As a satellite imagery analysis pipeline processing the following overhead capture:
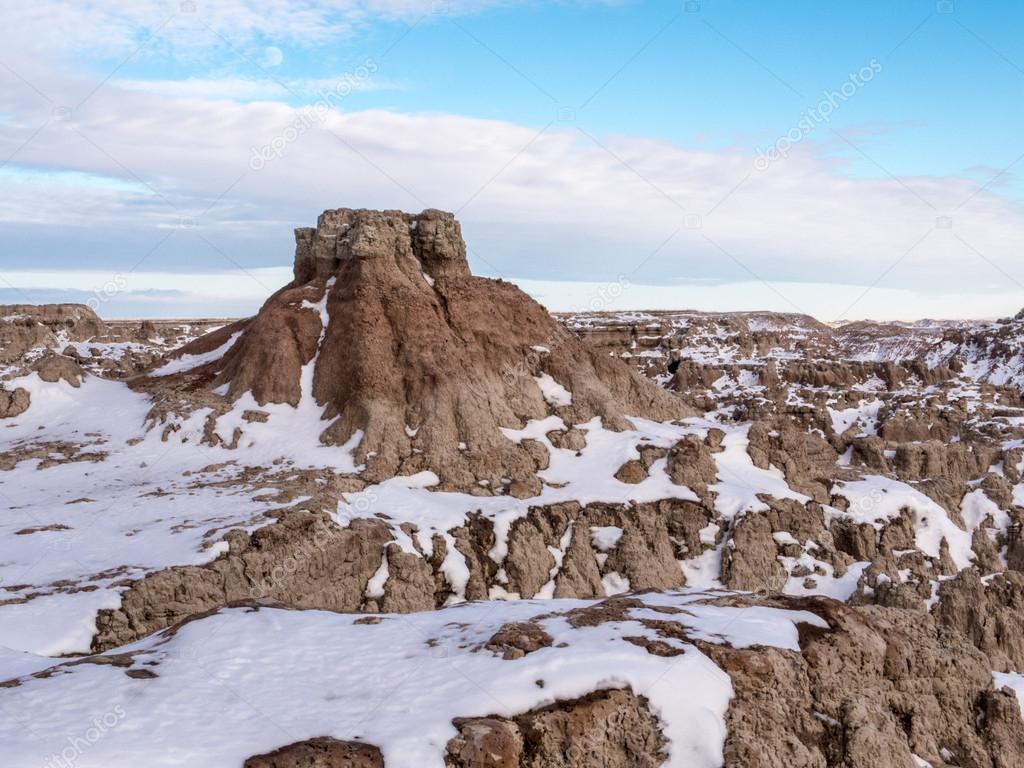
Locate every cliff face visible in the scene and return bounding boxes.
[292,207,470,284]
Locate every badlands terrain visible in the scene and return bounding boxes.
[2,208,1024,767]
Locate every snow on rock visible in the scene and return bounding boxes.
[782,558,870,602]
[0,591,828,768]
[993,672,1024,718]
[707,422,809,520]
[831,476,975,569]
[827,399,882,436]
[533,373,572,407]
[336,416,707,601]
[601,572,631,595]
[0,373,302,654]
[149,331,243,377]
[204,277,364,472]
[591,526,625,551]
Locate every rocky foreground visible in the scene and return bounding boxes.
[2,209,1024,767]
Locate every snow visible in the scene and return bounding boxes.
[708,422,810,520]
[590,526,624,551]
[601,572,631,595]
[698,522,720,545]
[782,558,870,601]
[832,475,975,569]
[0,591,829,768]
[0,370,341,654]
[365,554,390,599]
[209,386,364,471]
[533,373,572,407]
[633,596,828,651]
[0,646,54,682]
[505,416,704,511]
[680,547,724,589]
[0,590,124,657]
[993,672,1024,718]
[150,331,242,376]
[827,399,882,436]
[960,489,1010,552]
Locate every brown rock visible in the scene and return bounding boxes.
[92,513,392,650]
[613,459,647,484]
[446,719,523,768]
[0,386,30,418]
[32,351,84,387]
[146,208,691,494]
[721,513,787,592]
[935,569,1024,670]
[485,621,553,660]
[244,738,383,768]
[0,304,104,363]
[379,544,435,613]
[665,434,718,503]
[446,689,665,768]
[702,593,1024,768]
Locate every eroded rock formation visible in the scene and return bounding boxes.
[143,208,690,492]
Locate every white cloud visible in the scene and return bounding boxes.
[113,73,400,101]
[0,1,1020,320]
[1,77,1021,298]
[0,0,547,59]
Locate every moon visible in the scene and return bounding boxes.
[264,46,283,67]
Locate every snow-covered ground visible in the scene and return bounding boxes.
[0,370,356,654]
[0,591,827,768]
[3,361,1018,655]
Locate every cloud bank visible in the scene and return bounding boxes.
[0,1,1022,320]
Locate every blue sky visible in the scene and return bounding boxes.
[1,0,1023,319]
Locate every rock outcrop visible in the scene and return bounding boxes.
[0,303,103,363]
[147,208,690,492]
[445,689,666,768]
[228,592,1024,768]
[92,498,709,649]
[244,738,384,768]
[7,216,1024,768]
[93,512,393,651]
[705,595,1024,768]
[0,386,29,418]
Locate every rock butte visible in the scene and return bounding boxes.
[141,207,689,493]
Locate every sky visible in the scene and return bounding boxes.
[1,0,1023,320]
